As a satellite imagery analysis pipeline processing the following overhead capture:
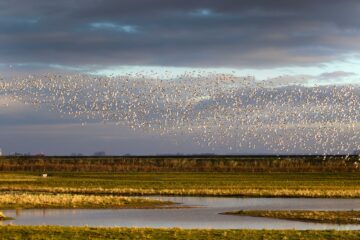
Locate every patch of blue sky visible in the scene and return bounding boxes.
[190,8,214,17]
[48,64,92,72]
[89,22,137,33]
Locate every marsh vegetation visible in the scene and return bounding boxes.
[1,226,360,240]
[1,155,360,172]
[0,193,171,209]
[224,210,360,224]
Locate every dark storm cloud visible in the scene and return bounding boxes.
[1,0,360,68]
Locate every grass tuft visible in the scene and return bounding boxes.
[0,211,12,221]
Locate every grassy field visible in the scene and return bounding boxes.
[1,172,360,198]
[1,226,360,240]
[224,210,360,224]
[0,193,171,209]
[2,157,360,239]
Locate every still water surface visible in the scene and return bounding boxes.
[2,197,360,229]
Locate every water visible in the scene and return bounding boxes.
[2,197,360,229]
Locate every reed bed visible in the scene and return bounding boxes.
[1,155,360,172]
[0,193,170,209]
[3,186,360,198]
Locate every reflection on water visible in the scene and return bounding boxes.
[3,197,360,230]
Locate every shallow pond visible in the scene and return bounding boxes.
[2,197,360,229]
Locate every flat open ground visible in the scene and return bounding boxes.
[1,156,360,239]
[1,171,360,198]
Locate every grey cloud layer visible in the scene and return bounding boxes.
[1,0,360,68]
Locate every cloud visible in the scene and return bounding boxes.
[0,0,360,68]
[261,74,313,87]
[319,71,357,79]
[259,70,359,87]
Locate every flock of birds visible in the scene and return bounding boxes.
[1,72,360,154]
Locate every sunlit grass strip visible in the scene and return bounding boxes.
[2,172,360,198]
[0,193,171,209]
[224,210,360,224]
[2,186,360,198]
[1,226,360,240]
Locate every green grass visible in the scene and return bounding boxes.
[1,226,360,240]
[224,210,360,224]
[1,172,360,197]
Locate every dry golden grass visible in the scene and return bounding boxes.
[2,186,360,198]
[0,193,171,209]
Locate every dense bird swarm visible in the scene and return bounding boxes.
[1,72,360,154]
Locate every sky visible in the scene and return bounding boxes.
[1,0,360,155]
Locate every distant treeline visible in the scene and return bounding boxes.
[0,155,360,172]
